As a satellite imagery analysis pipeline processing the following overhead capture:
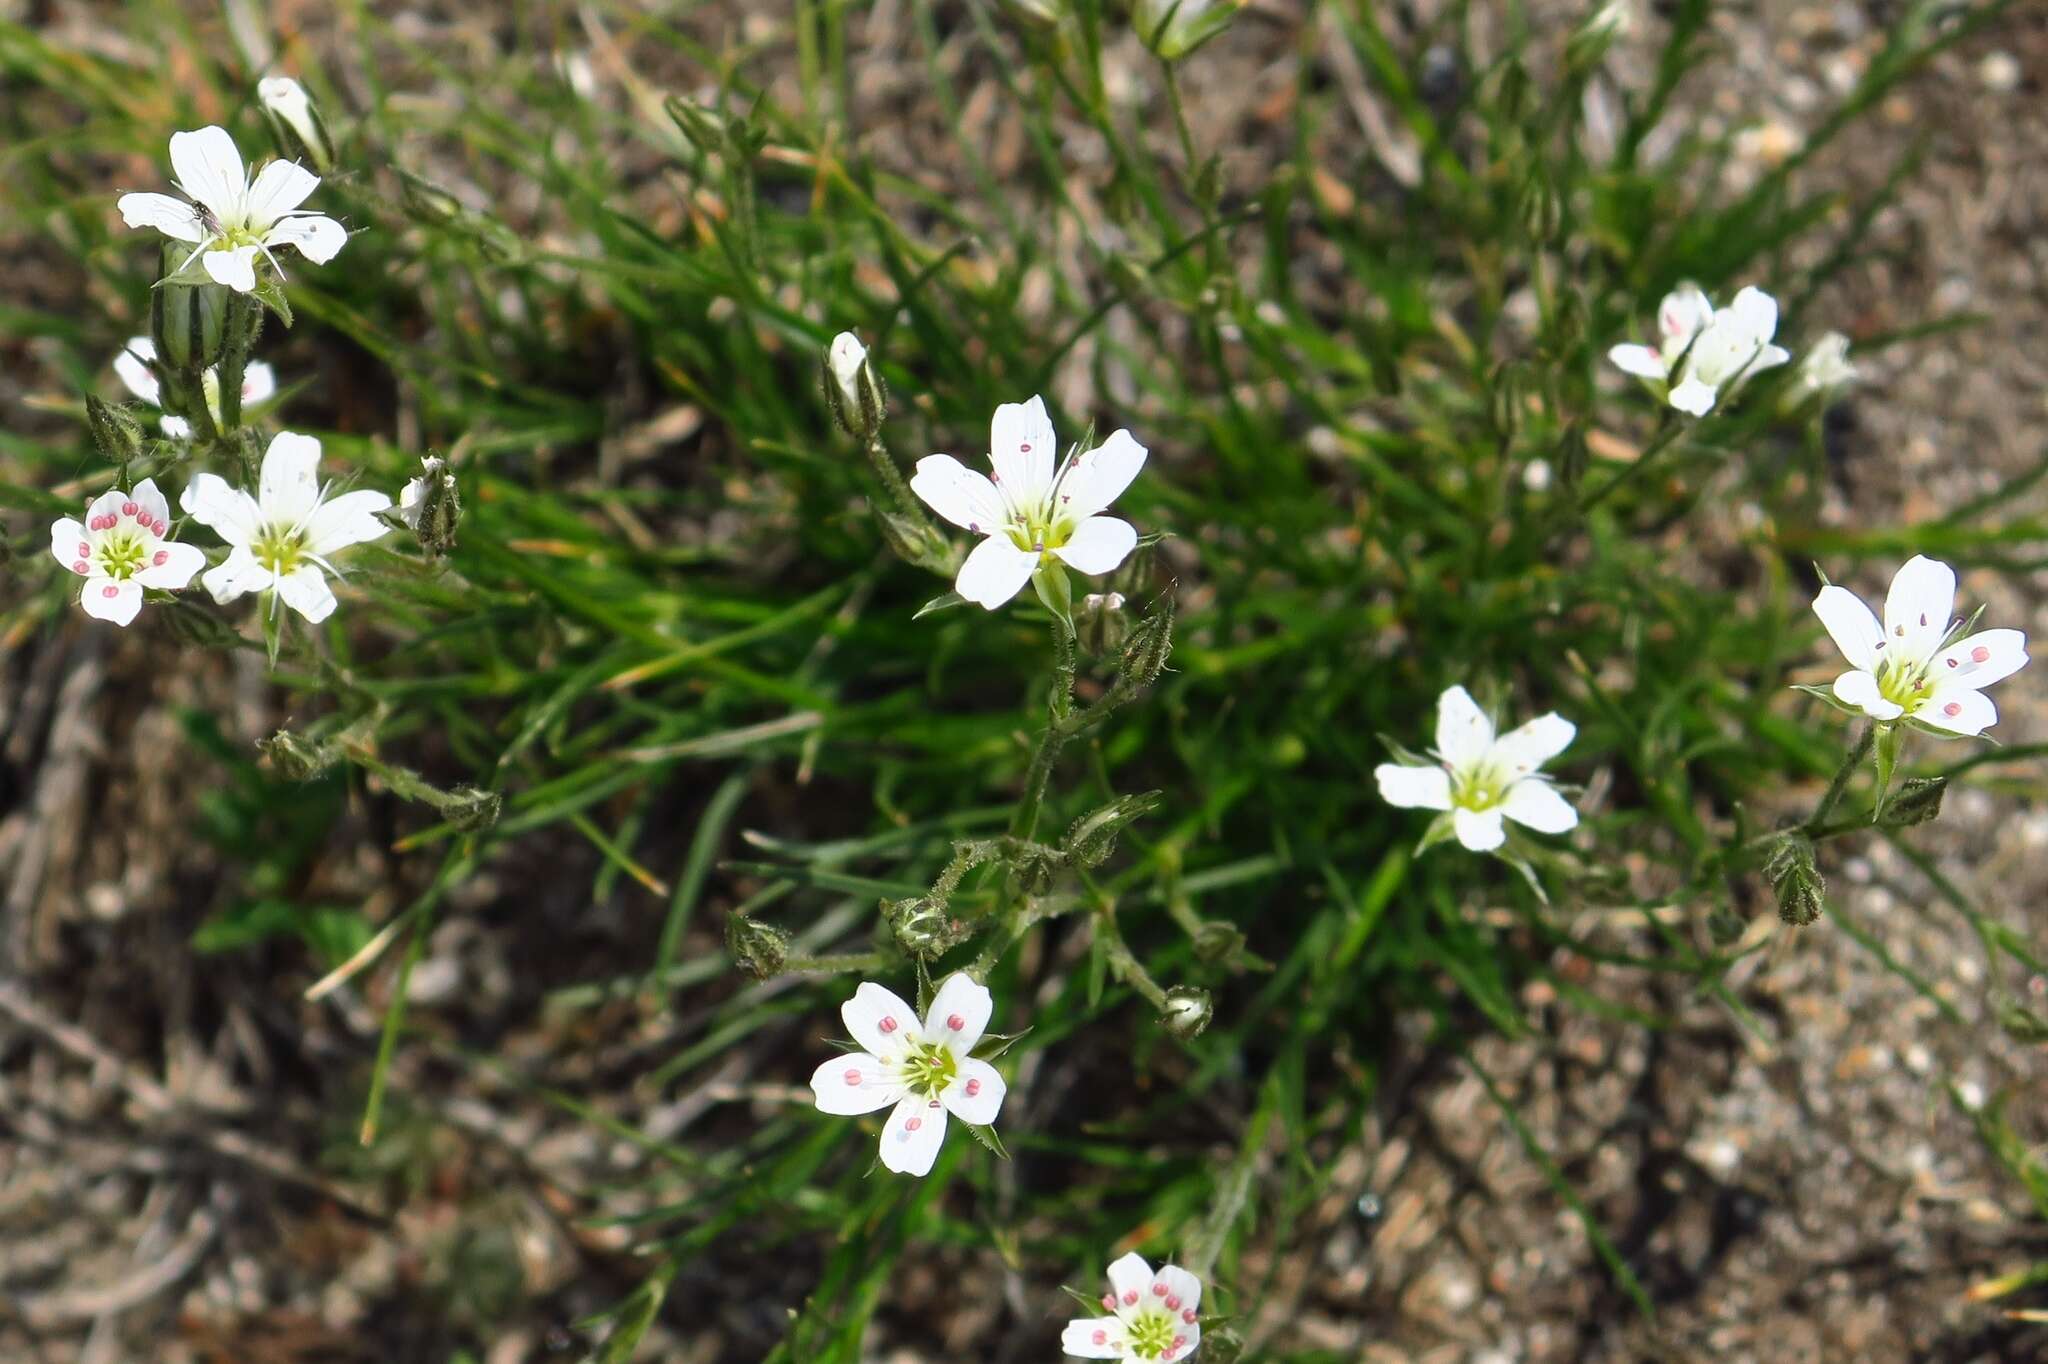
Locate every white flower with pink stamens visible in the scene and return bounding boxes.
[48,479,205,626]
[178,431,392,624]
[1811,554,2028,737]
[808,974,1007,1177]
[116,125,347,293]
[1376,686,1579,853]
[113,337,276,439]
[1608,284,1790,416]
[910,396,1146,610]
[1062,1251,1203,1361]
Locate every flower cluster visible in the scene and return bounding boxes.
[1607,284,1791,416]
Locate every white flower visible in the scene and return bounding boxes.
[808,974,1007,1177]
[116,126,347,293]
[1795,331,1858,398]
[1376,686,1579,853]
[178,431,393,623]
[1061,1251,1203,1361]
[113,337,275,439]
[910,396,1147,610]
[828,332,868,409]
[48,479,205,626]
[1812,555,2028,736]
[1608,285,1791,416]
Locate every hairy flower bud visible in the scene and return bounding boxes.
[1566,2,1631,74]
[440,785,502,834]
[725,914,790,979]
[84,395,145,466]
[1161,985,1214,1040]
[1878,776,1946,829]
[1076,591,1128,656]
[1994,996,2048,1044]
[1706,905,1747,947]
[150,260,228,374]
[1063,792,1161,869]
[259,729,336,781]
[398,456,462,558]
[1116,594,1176,692]
[1193,920,1247,964]
[257,75,337,174]
[1764,832,1825,927]
[1197,1327,1244,1363]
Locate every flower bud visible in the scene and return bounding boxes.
[149,261,228,373]
[1489,363,1525,442]
[1516,175,1563,245]
[1134,0,1248,61]
[725,914,790,979]
[1763,832,1825,927]
[1566,2,1631,73]
[1161,985,1213,1040]
[259,729,336,781]
[1878,776,1946,829]
[397,168,464,226]
[999,0,1068,23]
[1116,594,1176,691]
[883,895,975,957]
[84,395,145,466]
[398,456,462,558]
[1787,331,1858,410]
[1994,996,2048,1044]
[1196,1327,1244,1363]
[257,75,337,174]
[1076,591,1128,656]
[825,333,886,439]
[1706,906,1746,947]
[1062,791,1161,869]
[440,785,502,834]
[162,600,246,650]
[1557,421,1590,490]
[1192,920,1246,964]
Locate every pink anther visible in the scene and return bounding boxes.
[946,1013,965,1031]
[878,1016,898,1033]
[1092,1330,1108,1345]
[1973,645,1992,663]
[904,1117,922,1132]
[72,560,89,575]
[1153,1283,1167,1297]
[1166,1295,1182,1310]
[152,550,169,566]
[964,1078,981,1097]
[843,1069,863,1086]
[101,585,119,598]
[1122,1291,1139,1306]
[1100,1294,1115,1312]
[1944,702,1962,717]
[121,501,137,517]
[1182,1308,1198,1323]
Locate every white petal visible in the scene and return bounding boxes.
[877,1094,947,1176]
[202,245,259,293]
[1155,1263,1202,1314]
[1883,555,1955,663]
[841,981,919,1061]
[1489,713,1575,778]
[1060,1317,1130,1358]
[1916,684,1997,737]
[1750,344,1791,373]
[241,361,278,405]
[1933,628,2029,692]
[133,540,206,590]
[169,126,247,220]
[909,454,1006,534]
[129,478,171,530]
[1831,669,1903,720]
[87,487,127,526]
[180,473,262,545]
[305,489,394,556]
[264,213,348,264]
[1667,377,1717,416]
[79,577,143,626]
[922,973,993,1051]
[1050,516,1136,575]
[49,518,90,572]
[1606,343,1667,380]
[954,535,1038,610]
[1453,806,1506,852]
[1658,286,1712,344]
[1434,685,1493,769]
[1375,763,1451,810]
[1727,285,1779,342]
[116,192,205,242]
[939,1058,1005,1126]
[275,565,337,623]
[161,416,193,439]
[243,159,319,227]
[1106,1252,1154,1309]
[1168,1320,1202,1359]
[809,1052,906,1116]
[114,338,162,405]
[202,546,273,604]
[989,395,1056,510]
[1501,779,1578,834]
[1812,584,1883,671]
[259,430,326,524]
[1053,428,1147,520]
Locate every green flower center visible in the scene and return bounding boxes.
[1003,505,1074,555]
[1126,1307,1177,1359]
[94,529,150,581]
[1875,654,1935,711]
[1449,762,1507,813]
[900,1040,957,1098]
[253,523,309,576]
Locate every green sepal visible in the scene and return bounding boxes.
[1871,723,1902,821]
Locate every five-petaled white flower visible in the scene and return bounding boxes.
[1812,555,2028,736]
[48,480,205,626]
[113,337,276,439]
[1062,1251,1203,1361]
[910,396,1146,610]
[116,125,347,293]
[179,431,392,623]
[1376,686,1579,853]
[1795,331,1858,399]
[1608,285,1790,417]
[808,974,1007,1177]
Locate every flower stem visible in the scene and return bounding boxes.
[1573,415,1686,516]
[863,432,933,532]
[1806,721,1876,833]
[218,290,258,433]
[1009,610,1080,841]
[1091,900,1169,1010]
